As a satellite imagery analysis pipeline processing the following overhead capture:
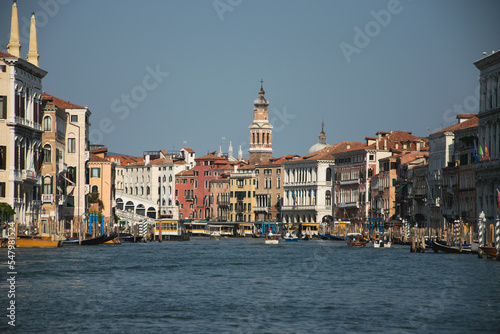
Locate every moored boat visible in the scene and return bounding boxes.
[346,233,366,247]
[210,231,221,240]
[431,240,474,254]
[62,234,108,246]
[118,233,143,243]
[16,235,62,248]
[265,233,280,244]
[283,232,298,242]
[329,234,346,241]
[480,246,497,257]
[373,239,391,248]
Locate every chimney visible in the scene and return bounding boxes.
[383,139,387,151]
[416,141,421,152]
[145,154,150,165]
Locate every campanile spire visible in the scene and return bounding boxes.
[249,80,273,165]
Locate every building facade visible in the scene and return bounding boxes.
[473,51,500,226]
[229,165,256,222]
[0,4,46,232]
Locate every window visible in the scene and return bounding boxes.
[92,185,98,193]
[0,146,5,170]
[0,65,5,72]
[66,195,74,208]
[277,177,281,189]
[68,138,76,153]
[90,167,100,178]
[43,176,52,194]
[0,182,5,197]
[43,144,52,163]
[0,96,6,119]
[43,116,52,131]
[70,115,78,122]
[67,167,76,184]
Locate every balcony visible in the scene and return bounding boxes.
[339,179,360,186]
[338,202,359,208]
[42,194,53,204]
[23,169,39,183]
[378,186,384,192]
[14,198,23,207]
[253,206,269,213]
[32,200,42,207]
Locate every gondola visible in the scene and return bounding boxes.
[316,233,329,240]
[480,246,497,257]
[329,235,345,241]
[62,234,108,246]
[118,233,144,243]
[431,240,474,254]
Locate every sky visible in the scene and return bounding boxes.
[1,0,500,158]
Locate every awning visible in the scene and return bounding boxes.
[395,184,406,193]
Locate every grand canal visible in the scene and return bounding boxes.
[1,238,500,333]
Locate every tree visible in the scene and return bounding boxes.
[0,202,15,223]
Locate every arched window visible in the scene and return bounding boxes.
[147,187,150,195]
[43,144,52,163]
[326,190,331,206]
[326,168,332,181]
[43,116,52,131]
[91,185,98,193]
[267,133,270,144]
[43,176,52,194]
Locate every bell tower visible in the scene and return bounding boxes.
[249,80,273,165]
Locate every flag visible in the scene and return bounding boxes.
[478,143,485,161]
[484,141,491,162]
[472,142,480,162]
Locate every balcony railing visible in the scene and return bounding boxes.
[23,169,39,182]
[32,200,42,207]
[253,206,269,213]
[42,194,53,204]
[14,198,23,207]
[339,179,360,186]
[338,202,359,208]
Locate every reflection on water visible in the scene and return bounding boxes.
[1,238,500,333]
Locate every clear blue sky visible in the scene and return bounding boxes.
[2,0,499,158]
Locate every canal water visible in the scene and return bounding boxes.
[1,238,500,333]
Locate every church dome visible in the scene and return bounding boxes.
[253,80,269,107]
[308,142,328,154]
[308,121,328,154]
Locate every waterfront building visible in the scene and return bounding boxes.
[395,153,429,225]
[440,115,478,228]
[428,114,479,229]
[208,173,231,221]
[41,93,91,226]
[249,81,273,165]
[254,155,297,222]
[191,153,238,221]
[88,147,116,225]
[0,5,46,231]
[115,148,193,221]
[332,131,426,226]
[473,51,500,230]
[282,141,361,225]
[229,164,256,222]
[176,169,195,220]
[372,151,429,225]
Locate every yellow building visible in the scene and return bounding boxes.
[229,165,256,222]
[88,147,116,230]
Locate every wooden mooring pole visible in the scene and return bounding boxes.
[410,227,416,253]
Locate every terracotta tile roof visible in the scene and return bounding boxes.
[334,131,427,155]
[195,153,228,161]
[108,155,144,165]
[149,157,173,165]
[430,116,478,135]
[257,155,299,166]
[0,51,15,58]
[177,169,195,176]
[296,141,363,161]
[89,155,108,163]
[42,93,85,110]
[239,164,255,170]
[90,147,108,154]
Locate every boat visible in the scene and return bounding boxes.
[16,235,62,248]
[316,233,329,240]
[103,232,121,244]
[480,246,497,257]
[431,240,474,254]
[265,233,280,244]
[62,234,108,246]
[156,219,190,241]
[373,239,391,248]
[118,233,143,243]
[346,233,366,247]
[210,231,221,240]
[283,232,298,242]
[329,234,346,241]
